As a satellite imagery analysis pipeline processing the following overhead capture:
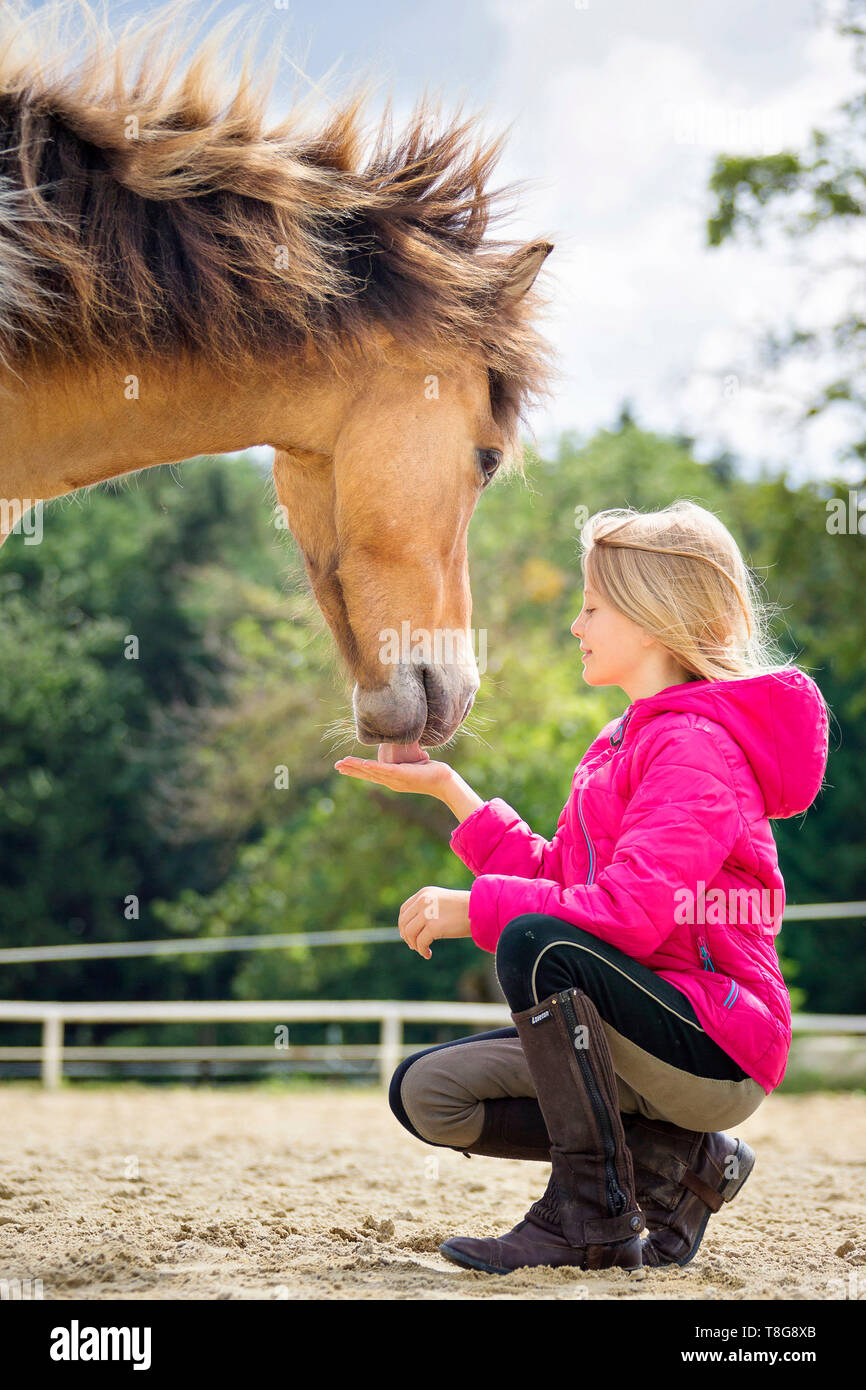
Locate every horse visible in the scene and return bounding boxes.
[0,0,556,749]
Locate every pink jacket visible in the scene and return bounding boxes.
[449,670,829,1092]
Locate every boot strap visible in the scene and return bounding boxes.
[561,1204,645,1246]
[680,1168,724,1212]
[630,1151,725,1212]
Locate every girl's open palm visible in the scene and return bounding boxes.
[334,745,454,800]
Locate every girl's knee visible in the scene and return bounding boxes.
[494,921,534,1008]
[495,915,542,962]
[389,1047,484,1149]
[388,1048,458,1147]
[496,914,591,1005]
[494,915,548,988]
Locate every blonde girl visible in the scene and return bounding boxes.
[336,499,829,1274]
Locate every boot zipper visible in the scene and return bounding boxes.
[557,990,628,1216]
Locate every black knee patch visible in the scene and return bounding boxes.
[388,1052,425,1139]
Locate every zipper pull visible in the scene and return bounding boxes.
[697,935,716,972]
[607,1176,627,1214]
[609,707,634,749]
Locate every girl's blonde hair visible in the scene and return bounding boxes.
[579,499,792,682]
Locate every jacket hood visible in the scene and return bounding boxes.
[612,669,829,819]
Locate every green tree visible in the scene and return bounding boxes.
[1,431,862,1042]
[706,1,866,464]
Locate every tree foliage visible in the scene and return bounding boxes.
[706,2,866,463]
[1,429,862,1037]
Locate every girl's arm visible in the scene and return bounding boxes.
[441,770,485,823]
[464,722,742,957]
[446,786,571,884]
[444,717,623,881]
[335,751,574,884]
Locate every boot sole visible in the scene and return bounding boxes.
[439,1241,511,1276]
[439,1240,646,1278]
[671,1137,756,1268]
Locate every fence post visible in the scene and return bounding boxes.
[380,1008,402,1088]
[42,1013,63,1090]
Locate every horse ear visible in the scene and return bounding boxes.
[498,240,554,304]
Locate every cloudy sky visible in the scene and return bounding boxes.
[134,1,863,482]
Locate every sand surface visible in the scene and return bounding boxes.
[0,1084,864,1301]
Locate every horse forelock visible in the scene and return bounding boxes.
[0,0,557,465]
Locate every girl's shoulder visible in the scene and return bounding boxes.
[590,669,827,821]
[627,708,754,788]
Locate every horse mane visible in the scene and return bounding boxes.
[0,0,557,459]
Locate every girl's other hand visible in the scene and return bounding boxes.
[398,886,472,959]
[334,743,455,800]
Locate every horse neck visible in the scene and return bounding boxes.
[0,352,347,505]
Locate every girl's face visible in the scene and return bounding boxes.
[571,584,647,691]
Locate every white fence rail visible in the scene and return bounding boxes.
[1,903,863,1087]
[0,1000,864,1090]
[0,928,400,964]
[0,1000,511,1090]
[0,902,863,965]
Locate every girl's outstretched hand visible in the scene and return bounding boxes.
[398,886,472,959]
[334,743,455,801]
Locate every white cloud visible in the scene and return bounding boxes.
[482,0,863,479]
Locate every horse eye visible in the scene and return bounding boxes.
[477,448,502,486]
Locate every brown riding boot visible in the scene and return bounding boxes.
[622,1113,756,1267]
[440,988,644,1275]
[454,1102,755,1267]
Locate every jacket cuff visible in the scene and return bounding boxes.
[468,875,504,953]
[448,796,520,876]
[448,799,494,873]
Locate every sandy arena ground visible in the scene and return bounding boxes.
[0,1083,864,1300]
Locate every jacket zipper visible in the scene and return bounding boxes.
[577,783,595,885]
[557,991,628,1217]
[578,708,633,888]
[697,935,739,1007]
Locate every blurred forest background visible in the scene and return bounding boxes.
[0,423,863,1056]
[1,3,864,1072]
